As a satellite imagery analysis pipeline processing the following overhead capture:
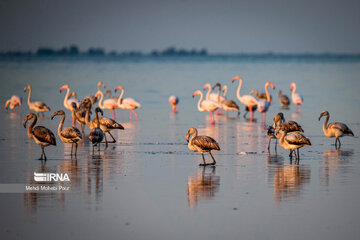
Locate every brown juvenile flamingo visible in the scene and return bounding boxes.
[275,125,311,161]
[290,83,303,113]
[88,107,104,153]
[318,111,354,148]
[24,85,51,116]
[23,113,56,160]
[71,101,91,133]
[85,101,124,148]
[95,89,118,120]
[192,90,220,125]
[212,83,240,116]
[186,128,220,166]
[83,81,105,104]
[268,112,304,151]
[232,76,258,121]
[5,95,22,111]
[169,95,179,113]
[114,86,141,121]
[278,90,290,107]
[51,110,82,156]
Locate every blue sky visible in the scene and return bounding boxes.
[0,0,359,53]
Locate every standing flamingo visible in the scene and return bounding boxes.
[23,113,56,160]
[60,84,80,126]
[257,82,275,122]
[169,95,179,113]
[318,111,354,148]
[213,83,240,116]
[95,90,118,120]
[24,85,51,116]
[51,110,82,156]
[114,86,141,121]
[186,128,220,166]
[5,95,22,111]
[232,76,258,121]
[290,83,303,113]
[85,101,124,148]
[88,108,104,153]
[192,90,220,125]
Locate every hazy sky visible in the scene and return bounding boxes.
[0,0,359,53]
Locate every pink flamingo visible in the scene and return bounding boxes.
[95,90,118,120]
[169,95,179,113]
[290,82,303,113]
[232,76,258,121]
[114,86,141,121]
[60,84,80,126]
[24,85,51,116]
[5,95,22,111]
[257,82,275,122]
[192,90,220,125]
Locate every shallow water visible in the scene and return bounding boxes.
[0,58,360,240]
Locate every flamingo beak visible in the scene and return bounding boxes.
[232,76,240,82]
[270,83,275,89]
[290,85,293,91]
[60,87,64,93]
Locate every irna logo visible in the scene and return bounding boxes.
[34,172,70,182]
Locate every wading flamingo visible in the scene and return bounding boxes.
[257,82,275,122]
[88,108,104,153]
[192,90,220,125]
[186,128,220,166]
[95,90,118,120]
[213,83,239,117]
[114,86,141,121]
[318,111,354,148]
[5,95,22,111]
[60,84,80,126]
[231,76,258,121]
[290,83,303,112]
[24,85,51,116]
[23,113,56,160]
[51,110,82,156]
[169,95,179,113]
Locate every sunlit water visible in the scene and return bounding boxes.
[0,57,360,240]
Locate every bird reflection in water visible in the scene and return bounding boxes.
[322,148,354,186]
[271,162,310,204]
[187,166,220,208]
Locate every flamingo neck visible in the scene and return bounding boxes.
[85,107,91,127]
[264,84,271,102]
[196,92,204,112]
[63,87,70,108]
[291,84,297,96]
[27,87,32,105]
[97,91,104,108]
[116,89,124,106]
[205,86,211,100]
[95,111,100,128]
[189,129,198,146]
[27,116,37,139]
[236,79,242,101]
[279,130,287,146]
[57,114,65,137]
[223,86,227,98]
[216,85,221,103]
[322,114,330,133]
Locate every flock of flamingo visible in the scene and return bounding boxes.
[4,76,355,165]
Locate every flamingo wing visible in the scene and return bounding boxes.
[61,127,82,139]
[99,117,124,129]
[285,133,311,146]
[193,136,220,151]
[33,126,56,145]
[329,122,354,135]
[240,95,258,107]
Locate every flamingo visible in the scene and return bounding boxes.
[95,90,118,120]
[85,101,124,148]
[70,101,91,133]
[5,95,22,111]
[186,128,220,166]
[114,86,141,121]
[318,111,354,148]
[23,113,56,160]
[169,95,179,113]
[278,90,290,107]
[275,125,311,161]
[257,82,275,122]
[51,110,82,156]
[24,85,51,116]
[204,83,225,103]
[232,76,258,121]
[83,81,105,105]
[192,90,220,125]
[290,82,303,113]
[250,89,272,103]
[60,84,80,126]
[213,83,240,117]
[104,89,119,101]
[88,107,104,153]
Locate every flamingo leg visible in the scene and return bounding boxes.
[72,117,76,127]
[267,138,271,150]
[107,131,116,143]
[209,151,216,165]
[110,109,116,120]
[129,110,132,121]
[103,133,108,148]
[199,153,207,166]
[132,110,139,121]
[71,143,74,155]
[75,142,78,156]
[249,106,253,122]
